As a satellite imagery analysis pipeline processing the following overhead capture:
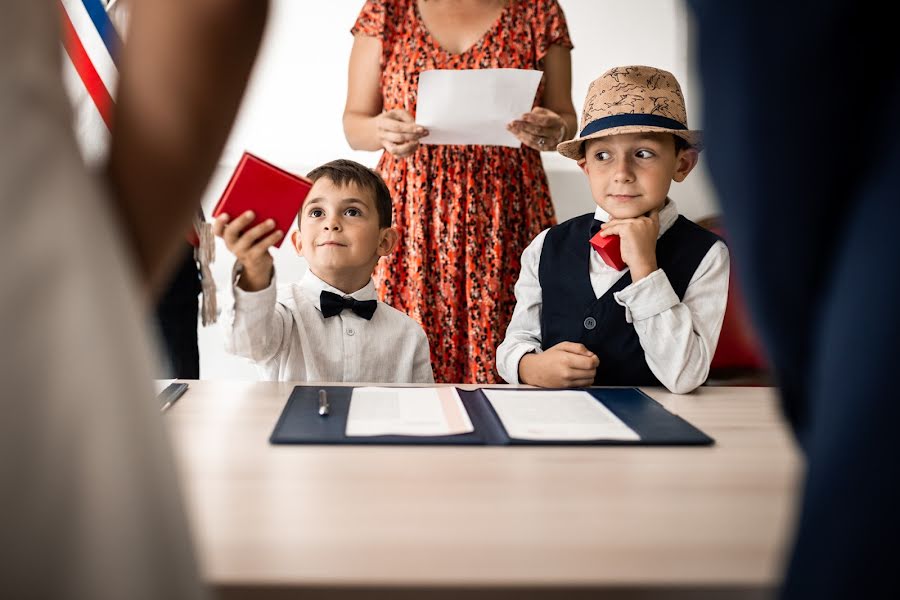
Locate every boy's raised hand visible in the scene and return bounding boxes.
[600,208,660,281]
[518,342,600,388]
[213,210,283,292]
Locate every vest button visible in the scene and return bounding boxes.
[583,317,597,330]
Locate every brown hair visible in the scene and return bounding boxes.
[302,159,393,229]
[673,134,692,153]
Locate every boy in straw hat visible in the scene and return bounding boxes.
[496,66,730,393]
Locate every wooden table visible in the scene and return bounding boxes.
[165,381,802,599]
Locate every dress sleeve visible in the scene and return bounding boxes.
[534,0,573,61]
[351,0,387,38]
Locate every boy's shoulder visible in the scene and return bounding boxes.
[377,300,424,326]
[668,215,725,246]
[542,212,596,243]
[375,301,429,342]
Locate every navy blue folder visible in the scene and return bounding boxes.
[269,386,714,446]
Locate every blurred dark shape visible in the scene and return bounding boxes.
[689,2,900,597]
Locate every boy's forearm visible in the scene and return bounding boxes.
[518,352,561,387]
[224,281,284,363]
[496,335,541,384]
[106,0,269,299]
[237,262,274,292]
[629,260,659,282]
[517,352,540,386]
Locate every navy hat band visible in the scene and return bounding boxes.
[580,113,687,138]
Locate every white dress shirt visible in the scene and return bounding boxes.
[224,268,434,383]
[496,200,730,393]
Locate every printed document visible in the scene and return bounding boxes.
[346,387,474,437]
[482,390,640,441]
[416,68,543,147]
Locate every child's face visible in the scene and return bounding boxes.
[291,178,397,286]
[578,133,698,219]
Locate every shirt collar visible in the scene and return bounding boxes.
[300,270,378,312]
[593,198,679,240]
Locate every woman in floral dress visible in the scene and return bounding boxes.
[344,0,577,383]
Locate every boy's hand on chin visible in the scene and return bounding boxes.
[519,342,599,388]
[600,208,660,281]
[213,211,283,291]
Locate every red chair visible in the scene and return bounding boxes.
[697,216,770,386]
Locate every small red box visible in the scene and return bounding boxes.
[212,152,312,248]
[589,230,626,270]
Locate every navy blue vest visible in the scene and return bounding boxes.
[538,213,721,386]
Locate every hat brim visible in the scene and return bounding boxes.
[557,125,704,160]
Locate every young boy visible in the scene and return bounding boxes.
[217,159,434,383]
[496,66,730,393]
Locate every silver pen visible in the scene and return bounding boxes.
[159,382,188,413]
[318,389,330,417]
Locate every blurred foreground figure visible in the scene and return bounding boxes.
[688,2,899,597]
[0,0,267,598]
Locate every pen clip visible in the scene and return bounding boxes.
[318,389,329,417]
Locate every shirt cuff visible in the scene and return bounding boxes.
[500,343,540,385]
[232,264,277,309]
[613,268,679,323]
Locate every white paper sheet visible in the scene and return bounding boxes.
[346,387,474,437]
[416,68,543,147]
[482,390,640,441]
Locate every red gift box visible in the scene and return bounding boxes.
[212,152,312,248]
[589,230,626,270]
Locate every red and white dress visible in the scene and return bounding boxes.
[353,0,573,383]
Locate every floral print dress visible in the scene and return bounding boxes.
[352,0,572,383]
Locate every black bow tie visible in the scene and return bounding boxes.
[319,290,377,320]
[590,218,605,237]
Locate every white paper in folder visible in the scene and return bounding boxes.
[346,387,474,437]
[482,389,640,441]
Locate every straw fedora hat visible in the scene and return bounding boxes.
[558,65,703,160]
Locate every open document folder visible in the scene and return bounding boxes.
[270,387,713,446]
[415,68,543,147]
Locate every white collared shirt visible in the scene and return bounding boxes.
[224,268,434,383]
[496,200,730,393]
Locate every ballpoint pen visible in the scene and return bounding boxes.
[318,389,330,417]
[160,382,189,413]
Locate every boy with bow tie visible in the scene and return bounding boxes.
[497,66,730,393]
[217,159,433,383]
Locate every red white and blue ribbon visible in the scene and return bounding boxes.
[59,0,122,131]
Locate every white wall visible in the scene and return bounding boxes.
[197,0,718,379]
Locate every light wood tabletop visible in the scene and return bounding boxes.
[164,381,802,600]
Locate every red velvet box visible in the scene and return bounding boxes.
[212,152,312,248]
[589,230,626,270]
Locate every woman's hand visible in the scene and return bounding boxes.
[508,106,568,151]
[375,109,429,158]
